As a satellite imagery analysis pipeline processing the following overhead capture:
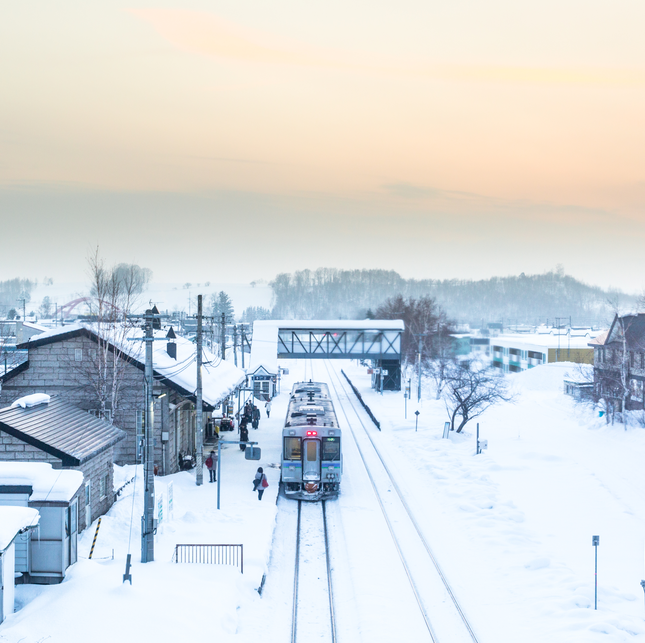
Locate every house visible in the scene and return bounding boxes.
[589,313,645,410]
[0,505,39,622]
[0,393,125,531]
[491,331,596,373]
[0,323,246,474]
[0,462,83,584]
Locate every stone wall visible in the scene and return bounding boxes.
[0,333,189,473]
[0,432,115,532]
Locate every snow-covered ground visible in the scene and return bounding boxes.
[3,360,645,642]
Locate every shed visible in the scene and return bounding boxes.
[0,394,125,531]
[0,463,83,584]
[0,506,39,623]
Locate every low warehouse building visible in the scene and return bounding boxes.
[0,463,83,585]
[0,394,125,531]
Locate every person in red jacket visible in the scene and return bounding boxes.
[205,450,217,483]
[253,467,268,500]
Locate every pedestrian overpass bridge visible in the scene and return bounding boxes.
[248,320,404,396]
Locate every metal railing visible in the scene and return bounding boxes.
[172,544,243,573]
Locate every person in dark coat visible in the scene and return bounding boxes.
[205,450,217,483]
[252,405,260,429]
[239,421,249,451]
[253,467,268,500]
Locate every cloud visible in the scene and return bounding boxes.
[128,9,645,86]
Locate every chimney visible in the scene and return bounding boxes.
[152,305,161,330]
[166,326,177,360]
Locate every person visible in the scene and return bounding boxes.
[265,399,272,418]
[205,450,217,483]
[252,405,260,429]
[253,467,268,500]
[239,422,249,451]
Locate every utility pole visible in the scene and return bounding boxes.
[17,298,26,321]
[221,312,226,360]
[195,295,204,486]
[233,325,238,367]
[240,325,245,369]
[141,309,155,563]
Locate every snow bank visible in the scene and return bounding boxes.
[0,507,39,552]
[510,361,590,393]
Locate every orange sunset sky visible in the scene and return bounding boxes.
[1,1,644,290]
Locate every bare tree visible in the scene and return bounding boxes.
[443,361,513,433]
[375,294,453,366]
[79,248,151,421]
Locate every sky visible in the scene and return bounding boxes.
[1,1,645,292]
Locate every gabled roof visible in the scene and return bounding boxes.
[588,329,609,347]
[12,323,246,410]
[0,396,126,467]
[604,313,645,350]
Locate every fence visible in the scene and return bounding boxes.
[172,544,243,573]
[341,369,381,430]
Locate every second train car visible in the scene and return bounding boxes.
[281,381,342,500]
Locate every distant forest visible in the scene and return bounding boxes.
[269,268,637,328]
[0,278,36,317]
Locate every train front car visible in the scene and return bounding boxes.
[281,381,342,501]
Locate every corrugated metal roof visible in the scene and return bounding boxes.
[0,396,126,466]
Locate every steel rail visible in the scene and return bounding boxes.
[291,496,338,643]
[322,360,438,642]
[322,500,338,643]
[291,500,302,643]
[325,360,481,643]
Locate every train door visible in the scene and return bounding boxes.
[302,440,320,481]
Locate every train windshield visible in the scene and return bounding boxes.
[284,437,302,460]
[322,437,340,461]
[306,441,318,462]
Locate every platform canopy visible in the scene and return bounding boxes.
[249,320,404,374]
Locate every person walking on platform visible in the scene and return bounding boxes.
[252,405,260,429]
[265,399,272,418]
[205,450,217,483]
[239,421,249,451]
[253,467,268,500]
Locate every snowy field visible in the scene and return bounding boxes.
[2,360,645,642]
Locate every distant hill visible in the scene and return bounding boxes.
[269,268,636,327]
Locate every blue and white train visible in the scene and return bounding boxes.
[281,381,342,500]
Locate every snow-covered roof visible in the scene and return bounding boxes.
[0,462,83,503]
[17,323,246,409]
[249,323,279,375]
[258,320,405,330]
[23,321,48,332]
[0,506,40,552]
[491,332,601,350]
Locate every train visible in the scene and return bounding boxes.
[281,381,343,500]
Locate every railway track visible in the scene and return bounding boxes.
[322,359,482,643]
[291,499,337,643]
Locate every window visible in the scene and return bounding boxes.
[283,437,302,460]
[99,473,109,500]
[306,441,318,462]
[322,437,340,461]
[89,409,112,422]
[75,348,83,361]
